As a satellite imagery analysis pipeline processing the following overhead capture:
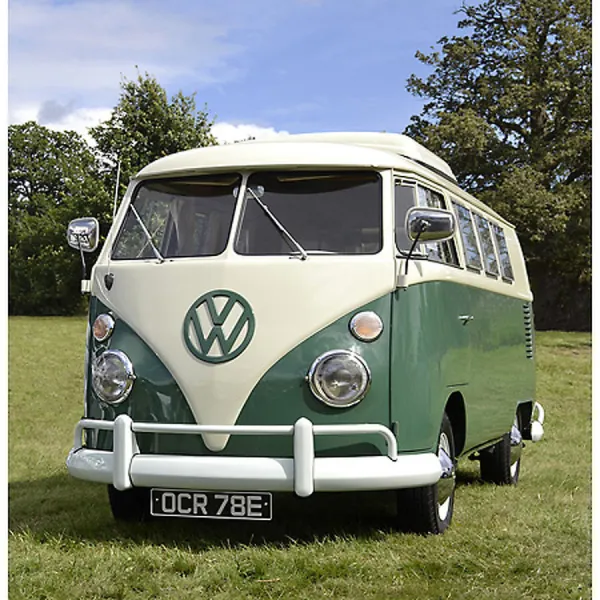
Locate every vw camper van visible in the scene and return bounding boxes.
[66,132,545,534]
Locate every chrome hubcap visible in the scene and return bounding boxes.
[437,432,455,520]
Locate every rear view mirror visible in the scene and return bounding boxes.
[67,218,99,253]
[406,207,455,243]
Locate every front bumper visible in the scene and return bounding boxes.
[66,415,442,497]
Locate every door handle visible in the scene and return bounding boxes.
[458,315,474,325]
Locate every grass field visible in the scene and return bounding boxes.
[8,317,591,599]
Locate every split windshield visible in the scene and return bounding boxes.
[111,170,382,260]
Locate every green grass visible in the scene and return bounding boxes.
[9,318,591,599]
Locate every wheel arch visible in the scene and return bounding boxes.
[445,392,467,457]
[516,400,534,439]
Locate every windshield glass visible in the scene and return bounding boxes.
[112,174,241,260]
[235,171,382,255]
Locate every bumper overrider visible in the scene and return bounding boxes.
[66,415,442,496]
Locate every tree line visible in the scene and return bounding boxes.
[8,0,590,329]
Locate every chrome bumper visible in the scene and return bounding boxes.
[66,415,441,497]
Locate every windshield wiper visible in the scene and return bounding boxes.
[129,204,165,263]
[246,187,308,261]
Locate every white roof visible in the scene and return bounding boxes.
[136,132,456,181]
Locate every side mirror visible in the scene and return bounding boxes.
[406,207,456,243]
[67,218,99,253]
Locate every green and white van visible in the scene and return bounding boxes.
[66,132,545,534]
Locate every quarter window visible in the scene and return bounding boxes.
[416,186,459,266]
[394,183,416,251]
[492,224,514,281]
[452,201,482,270]
[474,214,499,276]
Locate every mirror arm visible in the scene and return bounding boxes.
[77,236,88,280]
[404,219,430,275]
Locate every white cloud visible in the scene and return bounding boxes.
[9,104,112,144]
[9,0,245,116]
[212,123,290,144]
[9,104,289,148]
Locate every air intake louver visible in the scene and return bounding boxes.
[523,303,534,359]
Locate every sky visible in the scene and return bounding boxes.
[8,0,473,144]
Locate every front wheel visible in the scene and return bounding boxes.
[396,413,456,534]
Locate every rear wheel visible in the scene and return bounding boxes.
[107,485,151,522]
[396,413,456,534]
[480,415,523,485]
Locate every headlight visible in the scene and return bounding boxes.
[349,311,383,342]
[91,350,135,404]
[308,350,371,408]
[92,313,115,342]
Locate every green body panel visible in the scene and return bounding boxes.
[390,280,535,454]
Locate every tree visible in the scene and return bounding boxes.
[9,122,111,315]
[90,71,217,196]
[405,0,591,330]
[9,73,219,316]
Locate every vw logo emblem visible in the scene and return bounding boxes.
[183,290,255,364]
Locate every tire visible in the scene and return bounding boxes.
[396,413,456,535]
[480,415,523,485]
[107,485,151,522]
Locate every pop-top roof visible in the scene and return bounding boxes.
[136,132,456,182]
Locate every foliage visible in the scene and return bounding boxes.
[8,122,111,315]
[8,318,591,599]
[9,73,217,316]
[405,0,591,329]
[90,71,217,196]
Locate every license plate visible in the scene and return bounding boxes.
[150,489,272,521]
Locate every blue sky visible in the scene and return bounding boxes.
[9,0,472,142]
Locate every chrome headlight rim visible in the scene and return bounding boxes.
[349,311,384,342]
[92,313,116,342]
[91,349,135,405]
[308,349,371,408]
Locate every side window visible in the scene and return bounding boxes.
[416,186,459,266]
[474,214,499,276]
[492,224,514,281]
[394,182,416,251]
[452,201,482,270]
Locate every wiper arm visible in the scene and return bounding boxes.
[246,187,308,261]
[130,204,165,263]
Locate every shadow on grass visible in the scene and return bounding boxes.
[9,471,399,550]
[10,463,485,550]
